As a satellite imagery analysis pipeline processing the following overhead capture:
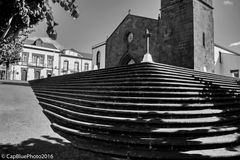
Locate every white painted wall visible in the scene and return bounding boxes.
[214,45,240,78]
[92,42,106,69]
[59,56,82,75]
[82,59,92,72]
[10,45,60,81]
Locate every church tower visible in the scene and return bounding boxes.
[160,0,214,72]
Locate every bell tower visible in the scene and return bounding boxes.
[160,0,214,72]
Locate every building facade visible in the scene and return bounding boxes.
[92,0,240,78]
[214,44,240,78]
[105,0,214,72]
[93,42,240,78]
[11,38,60,81]
[60,49,92,75]
[92,41,106,69]
[5,38,92,81]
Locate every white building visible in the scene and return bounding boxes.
[60,49,92,75]
[214,44,240,78]
[92,41,106,70]
[6,37,92,81]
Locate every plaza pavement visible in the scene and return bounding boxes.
[0,81,118,160]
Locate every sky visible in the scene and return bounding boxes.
[31,0,240,54]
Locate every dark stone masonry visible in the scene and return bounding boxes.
[106,0,214,73]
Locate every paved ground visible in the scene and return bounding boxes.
[0,82,120,160]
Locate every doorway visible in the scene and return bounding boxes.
[21,68,28,81]
[119,53,135,66]
[34,69,41,79]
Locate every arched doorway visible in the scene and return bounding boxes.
[96,51,101,69]
[34,70,41,79]
[21,68,28,81]
[119,53,135,66]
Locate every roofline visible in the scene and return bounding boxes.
[92,41,106,49]
[107,14,130,42]
[197,0,214,9]
[60,54,92,60]
[63,48,92,57]
[24,44,61,53]
[107,14,158,42]
[214,43,240,56]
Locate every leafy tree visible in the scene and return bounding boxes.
[0,0,79,41]
[0,0,79,79]
[0,39,22,80]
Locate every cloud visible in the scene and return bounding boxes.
[224,0,234,5]
[230,41,240,47]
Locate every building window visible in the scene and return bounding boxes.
[230,70,239,78]
[21,52,29,65]
[219,51,222,63]
[32,54,44,67]
[202,32,205,48]
[96,51,101,69]
[47,56,54,68]
[84,63,89,71]
[63,60,69,71]
[74,62,79,72]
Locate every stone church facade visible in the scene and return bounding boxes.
[105,0,214,72]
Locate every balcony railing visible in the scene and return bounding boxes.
[28,62,44,67]
[24,62,53,68]
[19,61,55,69]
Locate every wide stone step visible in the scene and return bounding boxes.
[34,90,239,103]
[41,102,240,127]
[32,88,240,97]
[32,85,239,93]
[39,77,203,87]
[29,62,240,159]
[32,81,211,88]
[35,92,240,107]
[52,123,240,159]
[38,97,240,118]
[149,63,239,83]
[33,70,240,89]
[51,122,240,150]
[44,109,240,136]
[31,64,240,88]
[48,73,198,84]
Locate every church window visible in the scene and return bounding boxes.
[219,51,222,63]
[202,32,206,48]
[96,51,101,69]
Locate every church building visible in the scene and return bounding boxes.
[93,0,240,78]
[102,0,214,72]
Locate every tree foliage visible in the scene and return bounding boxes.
[0,0,79,41]
[0,0,79,79]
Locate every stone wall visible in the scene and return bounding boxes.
[105,15,159,68]
[193,0,214,72]
[159,0,194,69]
[105,0,214,71]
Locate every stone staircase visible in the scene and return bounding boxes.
[29,62,240,159]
